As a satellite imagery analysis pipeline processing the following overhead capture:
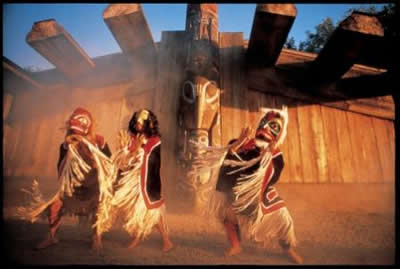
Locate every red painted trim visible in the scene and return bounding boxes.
[266,189,278,202]
[261,200,286,214]
[140,136,164,209]
[261,164,274,200]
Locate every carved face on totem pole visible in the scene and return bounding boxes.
[177,4,220,198]
[179,73,220,161]
[178,4,220,167]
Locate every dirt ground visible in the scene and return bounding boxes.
[2,181,395,265]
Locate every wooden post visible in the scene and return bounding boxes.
[26,19,95,80]
[247,4,297,67]
[176,4,222,212]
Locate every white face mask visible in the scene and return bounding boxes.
[137,110,150,125]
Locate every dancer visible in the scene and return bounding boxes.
[191,106,303,264]
[96,109,173,252]
[19,107,114,250]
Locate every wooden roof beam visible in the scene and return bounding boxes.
[103,4,157,70]
[26,19,95,81]
[247,68,394,120]
[3,56,44,91]
[246,4,297,67]
[305,11,384,86]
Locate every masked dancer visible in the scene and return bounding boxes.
[19,108,114,250]
[95,109,173,252]
[191,106,303,264]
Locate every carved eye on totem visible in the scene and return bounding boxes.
[205,81,219,104]
[182,81,196,104]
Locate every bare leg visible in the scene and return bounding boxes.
[90,214,103,251]
[279,240,303,264]
[127,236,141,249]
[91,228,103,250]
[157,216,173,252]
[35,199,63,250]
[223,207,242,256]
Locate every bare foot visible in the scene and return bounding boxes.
[162,240,174,252]
[91,239,103,252]
[34,237,58,250]
[286,248,303,264]
[224,245,242,256]
[127,239,140,249]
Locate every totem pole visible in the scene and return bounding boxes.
[177,4,221,211]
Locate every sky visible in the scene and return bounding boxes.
[2,3,387,71]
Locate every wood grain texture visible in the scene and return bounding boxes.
[152,31,186,197]
[346,111,371,183]
[320,105,343,183]
[310,104,328,183]
[371,117,394,182]
[220,32,247,145]
[286,99,304,183]
[296,102,318,183]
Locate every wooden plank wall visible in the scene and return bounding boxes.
[220,32,249,145]
[228,90,395,183]
[152,31,186,198]
[3,31,395,188]
[3,79,155,196]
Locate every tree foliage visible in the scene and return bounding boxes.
[297,4,398,54]
[284,36,296,50]
[298,17,335,53]
[23,65,43,73]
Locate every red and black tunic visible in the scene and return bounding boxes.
[216,138,285,216]
[129,135,164,209]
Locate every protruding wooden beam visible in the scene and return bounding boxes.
[3,56,44,91]
[26,19,95,80]
[247,68,394,120]
[103,3,156,68]
[246,4,297,67]
[306,11,384,85]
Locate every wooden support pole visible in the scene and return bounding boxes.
[247,4,297,67]
[306,11,384,85]
[3,56,44,91]
[26,19,95,81]
[103,3,157,75]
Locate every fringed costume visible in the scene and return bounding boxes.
[17,108,114,250]
[190,106,303,263]
[95,109,173,251]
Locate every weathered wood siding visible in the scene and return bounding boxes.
[3,33,395,189]
[221,89,395,183]
[3,80,155,197]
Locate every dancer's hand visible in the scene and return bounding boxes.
[65,134,83,145]
[118,130,131,150]
[130,134,145,154]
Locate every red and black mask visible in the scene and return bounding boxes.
[256,111,283,144]
[68,108,93,136]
